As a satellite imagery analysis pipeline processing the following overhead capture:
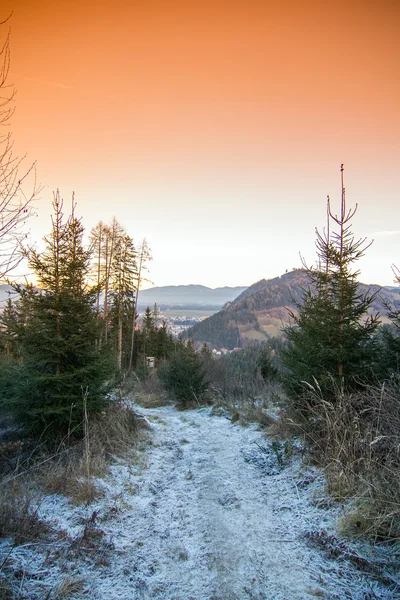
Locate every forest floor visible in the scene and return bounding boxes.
[1,404,399,599]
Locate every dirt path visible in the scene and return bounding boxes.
[85,406,392,599]
[2,405,397,599]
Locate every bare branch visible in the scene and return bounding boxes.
[0,21,40,279]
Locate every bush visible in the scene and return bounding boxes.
[293,381,400,540]
[158,343,207,407]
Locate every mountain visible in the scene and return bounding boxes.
[0,284,19,307]
[0,283,247,312]
[137,284,247,309]
[186,270,400,350]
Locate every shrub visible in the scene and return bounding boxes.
[293,381,400,540]
[158,343,207,407]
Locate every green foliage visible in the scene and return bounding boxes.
[158,341,207,407]
[282,169,380,400]
[8,290,112,437]
[374,324,400,380]
[1,193,112,439]
[258,345,279,382]
[133,308,175,368]
[0,298,20,358]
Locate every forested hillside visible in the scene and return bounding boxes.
[187,269,400,349]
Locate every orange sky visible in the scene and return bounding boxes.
[2,0,400,287]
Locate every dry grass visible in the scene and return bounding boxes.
[53,575,85,598]
[293,381,400,540]
[123,371,170,408]
[0,480,50,544]
[0,399,148,600]
[209,380,287,431]
[133,391,170,408]
[41,401,147,505]
[0,399,148,544]
[0,440,24,477]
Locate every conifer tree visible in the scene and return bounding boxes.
[282,166,380,399]
[6,193,111,438]
[133,307,175,369]
[0,297,19,357]
[158,339,207,406]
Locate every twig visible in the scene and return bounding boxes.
[263,539,296,542]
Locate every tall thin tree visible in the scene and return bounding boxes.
[129,238,152,370]
[283,166,380,399]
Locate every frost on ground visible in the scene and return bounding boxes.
[1,405,400,599]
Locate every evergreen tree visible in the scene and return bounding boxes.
[133,308,175,370]
[158,340,207,406]
[139,306,157,359]
[0,297,20,358]
[282,166,380,400]
[5,193,112,439]
[155,321,175,361]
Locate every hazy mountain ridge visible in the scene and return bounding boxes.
[137,284,247,308]
[186,270,400,350]
[0,283,247,311]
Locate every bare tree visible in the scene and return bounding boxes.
[89,220,107,314]
[0,19,39,279]
[129,238,152,370]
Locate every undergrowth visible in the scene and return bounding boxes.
[0,400,147,545]
[290,380,400,541]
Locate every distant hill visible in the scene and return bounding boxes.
[137,284,247,309]
[0,283,247,312]
[0,284,19,308]
[186,270,400,350]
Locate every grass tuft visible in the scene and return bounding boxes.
[0,481,49,544]
[291,381,400,541]
[53,575,85,598]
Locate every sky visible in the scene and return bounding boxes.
[2,0,400,288]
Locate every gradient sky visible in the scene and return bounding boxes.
[2,0,400,287]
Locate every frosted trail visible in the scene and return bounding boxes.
[3,405,397,598]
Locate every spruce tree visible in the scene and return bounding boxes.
[158,340,207,407]
[282,166,380,400]
[6,193,112,439]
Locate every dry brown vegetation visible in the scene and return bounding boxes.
[0,401,148,545]
[0,481,50,544]
[291,381,400,540]
[41,401,147,504]
[124,371,170,408]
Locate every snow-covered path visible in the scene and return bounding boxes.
[3,405,397,599]
[79,406,392,599]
